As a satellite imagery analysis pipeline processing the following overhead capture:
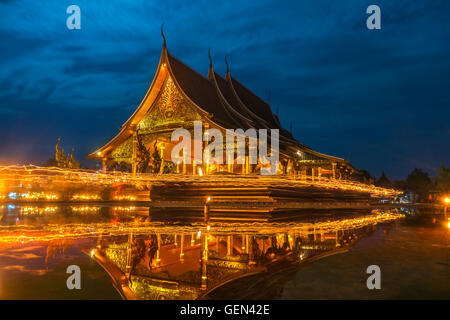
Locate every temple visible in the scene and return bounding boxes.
[87,31,355,180]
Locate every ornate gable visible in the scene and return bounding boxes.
[137,76,202,134]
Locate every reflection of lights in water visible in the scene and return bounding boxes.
[20,206,57,215]
[72,194,101,201]
[71,206,100,213]
[0,209,403,244]
[113,206,135,212]
[114,195,136,201]
[7,192,59,201]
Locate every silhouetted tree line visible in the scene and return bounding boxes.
[377,165,449,202]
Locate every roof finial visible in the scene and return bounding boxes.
[161,23,166,48]
[208,48,213,69]
[225,55,229,74]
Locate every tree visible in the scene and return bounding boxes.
[405,168,432,201]
[69,148,80,169]
[434,165,450,195]
[43,157,58,167]
[55,137,69,168]
[54,138,81,169]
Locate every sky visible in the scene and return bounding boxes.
[0,0,449,180]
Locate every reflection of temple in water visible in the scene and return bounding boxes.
[0,203,403,300]
[93,221,384,300]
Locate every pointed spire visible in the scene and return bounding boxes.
[161,23,166,48]
[207,48,214,79]
[225,55,230,74]
[208,48,212,68]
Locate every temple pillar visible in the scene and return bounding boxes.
[204,232,208,261]
[159,143,165,174]
[201,232,208,290]
[336,230,339,247]
[101,158,107,172]
[287,160,293,175]
[155,233,161,266]
[132,132,137,176]
[227,235,232,256]
[311,167,315,182]
[216,235,220,254]
[203,125,209,175]
[125,232,133,276]
[180,234,184,261]
[248,236,255,265]
[245,155,249,174]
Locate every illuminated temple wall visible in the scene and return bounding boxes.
[105,75,349,178]
[109,76,204,168]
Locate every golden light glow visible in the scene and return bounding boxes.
[114,195,136,201]
[0,165,402,206]
[113,206,136,212]
[444,197,450,204]
[72,194,101,201]
[97,152,102,156]
[20,206,57,215]
[0,209,403,244]
[71,206,100,213]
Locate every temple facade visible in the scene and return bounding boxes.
[87,34,355,180]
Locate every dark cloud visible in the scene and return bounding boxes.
[0,0,449,179]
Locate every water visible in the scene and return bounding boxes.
[0,204,448,299]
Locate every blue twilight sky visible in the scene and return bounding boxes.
[0,0,449,179]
